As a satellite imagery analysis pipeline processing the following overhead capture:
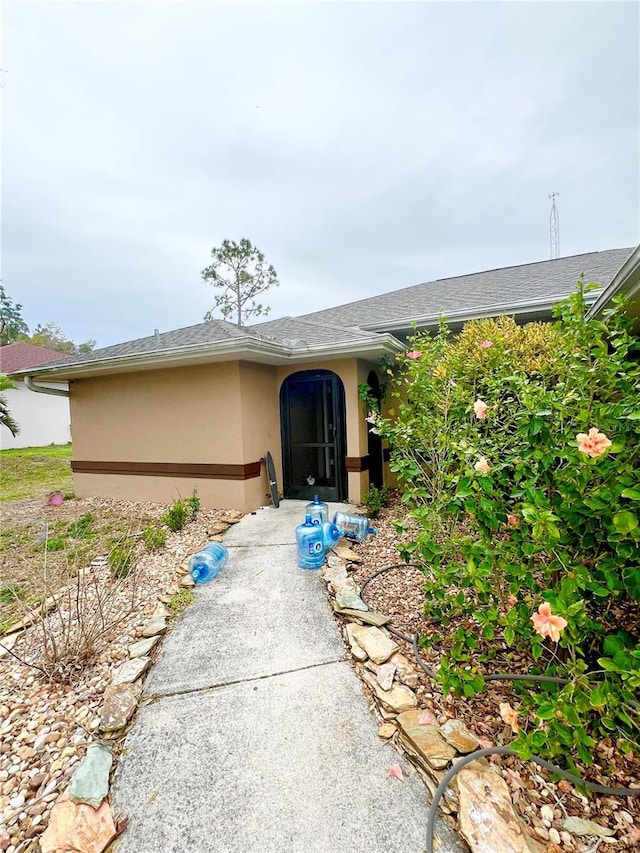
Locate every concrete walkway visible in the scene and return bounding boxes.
[112,501,463,853]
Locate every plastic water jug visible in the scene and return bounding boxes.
[306,494,329,525]
[296,513,325,569]
[188,541,229,583]
[333,512,377,543]
[322,521,342,550]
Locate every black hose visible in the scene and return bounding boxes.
[425,747,640,853]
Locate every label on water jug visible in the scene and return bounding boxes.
[308,540,323,556]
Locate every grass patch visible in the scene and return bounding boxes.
[0,444,73,501]
[167,589,195,616]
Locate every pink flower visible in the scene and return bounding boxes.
[504,330,511,339]
[499,702,520,733]
[506,514,518,527]
[480,340,493,349]
[473,399,488,419]
[576,428,612,458]
[406,350,422,360]
[474,456,490,474]
[365,412,378,424]
[449,378,458,387]
[507,594,517,608]
[418,711,436,725]
[388,764,404,780]
[530,602,567,643]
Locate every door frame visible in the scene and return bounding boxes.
[279,369,347,502]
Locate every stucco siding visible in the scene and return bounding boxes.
[0,381,70,450]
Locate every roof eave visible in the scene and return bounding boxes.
[360,293,601,335]
[588,245,640,325]
[11,333,403,381]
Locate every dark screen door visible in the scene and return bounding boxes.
[280,370,346,502]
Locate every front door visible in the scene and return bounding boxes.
[280,370,346,502]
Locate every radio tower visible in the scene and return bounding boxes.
[549,191,560,259]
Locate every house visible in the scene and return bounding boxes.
[0,343,71,450]
[8,247,634,510]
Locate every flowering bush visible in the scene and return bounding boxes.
[376,281,640,768]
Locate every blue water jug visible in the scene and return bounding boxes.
[322,521,342,550]
[333,511,377,543]
[188,541,229,583]
[296,513,325,569]
[306,494,329,525]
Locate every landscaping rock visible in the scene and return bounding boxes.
[326,553,346,570]
[99,683,141,732]
[142,605,167,637]
[562,817,616,838]
[441,719,480,754]
[332,606,390,626]
[40,795,117,853]
[378,723,396,739]
[128,636,160,658]
[350,626,398,663]
[362,670,417,713]
[180,574,195,588]
[457,760,531,853]
[332,545,362,563]
[344,624,368,662]
[0,633,21,659]
[335,590,368,612]
[207,522,229,536]
[111,656,151,685]
[396,710,455,770]
[376,662,396,691]
[388,651,419,688]
[70,743,113,808]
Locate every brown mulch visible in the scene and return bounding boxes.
[342,496,640,852]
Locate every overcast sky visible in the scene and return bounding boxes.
[2,1,638,348]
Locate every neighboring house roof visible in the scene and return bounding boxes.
[589,245,640,329]
[0,343,68,374]
[300,247,634,336]
[10,246,635,381]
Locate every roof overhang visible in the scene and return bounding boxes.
[588,244,640,329]
[9,334,405,382]
[360,292,600,338]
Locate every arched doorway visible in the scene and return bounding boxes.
[280,370,347,502]
[366,371,384,489]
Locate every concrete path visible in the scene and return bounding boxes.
[112,501,463,853]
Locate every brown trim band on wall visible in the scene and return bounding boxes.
[345,455,370,473]
[71,461,262,481]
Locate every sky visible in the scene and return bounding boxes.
[2,1,639,349]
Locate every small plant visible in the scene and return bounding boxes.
[161,499,191,532]
[362,484,392,519]
[142,523,167,552]
[63,491,76,500]
[45,538,66,552]
[167,588,195,616]
[67,512,94,539]
[186,491,201,517]
[108,538,137,578]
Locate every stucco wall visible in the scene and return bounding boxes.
[0,380,70,450]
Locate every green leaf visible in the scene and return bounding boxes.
[504,627,515,646]
[613,511,638,535]
[598,657,620,672]
[621,488,640,501]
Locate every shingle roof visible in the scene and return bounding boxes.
[0,343,68,374]
[300,248,634,329]
[251,315,382,346]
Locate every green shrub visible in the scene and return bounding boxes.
[161,499,191,532]
[45,538,66,552]
[142,523,167,551]
[375,281,640,769]
[108,539,136,578]
[362,484,392,519]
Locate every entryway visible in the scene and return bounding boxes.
[279,370,347,502]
